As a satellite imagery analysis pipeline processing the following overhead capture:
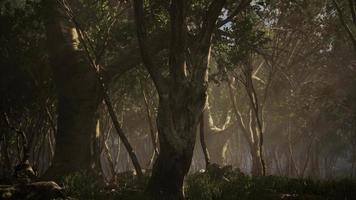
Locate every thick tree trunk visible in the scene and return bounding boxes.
[45,59,101,178]
[41,0,102,178]
[133,0,227,198]
[145,95,203,199]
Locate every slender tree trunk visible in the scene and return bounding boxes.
[226,72,264,176]
[200,110,211,169]
[351,151,355,178]
[273,149,282,175]
[250,145,263,176]
[140,80,159,168]
[309,144,320,178]
[300,134,315,178]
[204,102,233,165]
[245,68,266,176]
[1,133,11,180]
[351,132,356,178]
[102,92,143,176]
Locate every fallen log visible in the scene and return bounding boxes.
[0,181,69,200]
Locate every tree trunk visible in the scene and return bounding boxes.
[251,146,263,176]
[309,144,320,178]
[1,133,12,181]
[133,0,227,198]
[41,0,102,178]
[351,151,356,178]
[140,80,159,168]
[44,60,101,178]
[145,95,204,199]
[200,110,210,169]
[226,74,264,176]
[272,149,282,175]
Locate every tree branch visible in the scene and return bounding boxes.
[217,0,251,28]
[333,0,356,52]
[192,0,226,83]
[199,0,226,49]
[206,98,233,132]
[133,0,167,94]
[169,0,188,81]
[348,0,356,26]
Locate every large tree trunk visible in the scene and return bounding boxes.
[41,0,102,178]
[45,50,101,178]
[133,0,228,198]
[145,93,204,199]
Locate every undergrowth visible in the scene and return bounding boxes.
[56,168,356,200]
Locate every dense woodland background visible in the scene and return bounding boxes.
[0,0,356,199]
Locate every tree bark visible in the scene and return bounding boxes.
[41,0,143,178]
[145,95,203,199]
[1,132,12,181]
[41,0,102,178]
[200,110,211,169]
[140,80,159,168]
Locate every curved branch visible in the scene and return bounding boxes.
[206,97,233,132]
[133,0,168,94]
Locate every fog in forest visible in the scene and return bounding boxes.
[1,0,356,199]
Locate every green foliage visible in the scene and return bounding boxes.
[186,172,223,200]
[112,172,148,200]
[60,171,148,200]
[56,170,356,200]
[185,169,276,200]
[62,171,106,200]
[185,169,356,200]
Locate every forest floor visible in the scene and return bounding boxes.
[1,166,355,199]
[53,166,356,200]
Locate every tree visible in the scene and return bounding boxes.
[212,6,270,175]
[40,0,102,177]
[40,0,142,178]
[132,0,252,198]
[0,0,56,179]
